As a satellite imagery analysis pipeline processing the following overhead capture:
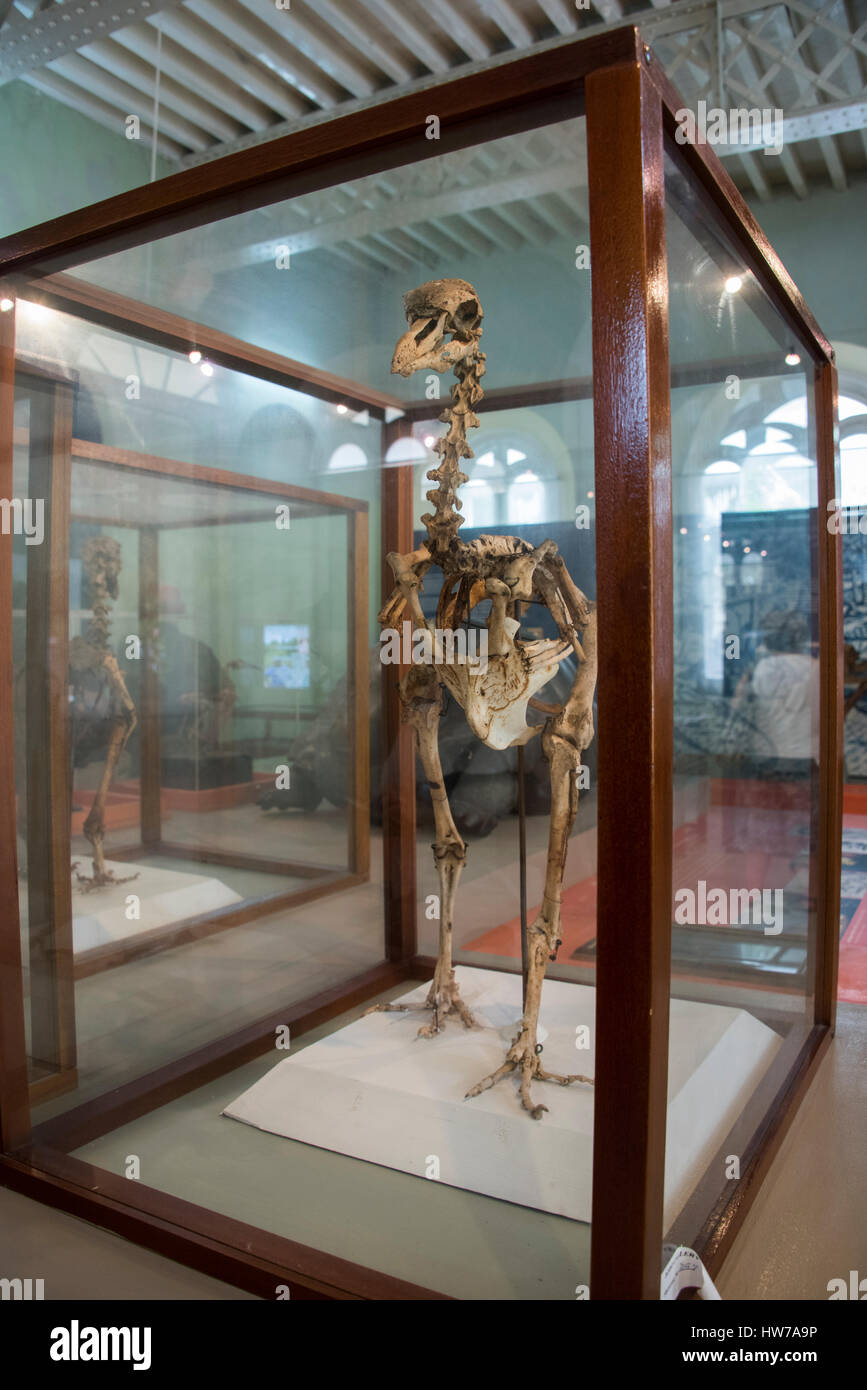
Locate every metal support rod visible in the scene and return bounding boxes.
[518,742,528,1011]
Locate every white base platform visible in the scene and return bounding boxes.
[70,860,243,954]
[224,965,782,1227]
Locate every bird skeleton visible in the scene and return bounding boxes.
[368,279,598,1118]
[70,536,138,891]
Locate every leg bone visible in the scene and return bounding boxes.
[466,606,598,1116]
[366,664,476,1036]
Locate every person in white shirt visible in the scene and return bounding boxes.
[747,610,819,761]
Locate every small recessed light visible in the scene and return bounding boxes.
[188,349,202,364]
[679,526,688,535]
[200,362,214,377]
[703,533,710,542]
[760,549,767,557]
[744,545,751,553]
[424,434,435,448]
[724,275,743,294]
[0,297,13,313]
[336,403,348,415]
[785,351,801,367]
[722,540,730,548]
[587,490,594,499]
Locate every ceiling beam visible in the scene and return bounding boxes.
[0,0,186,84]
[142,11,308,121]
[21,64,185,158]
[311,0,418,85]
[77,36,245,143]
[736,149,771,200]
[779,2,849,191]
[9,0,862,191]
[424,0,491,62]
[534,0,578,36]
[473,205,527,250]
[713,93,867,152]
[357,0,454,74]
[188,0,340,110]
[232,0,378,100]
[722,24,810,197]
[223,158,586,266]
[167,2,867,173]
[476,0,535,49]
[592,1,624,22]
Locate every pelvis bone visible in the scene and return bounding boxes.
[437,578,570,750]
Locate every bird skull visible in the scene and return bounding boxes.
[391,278,483,378]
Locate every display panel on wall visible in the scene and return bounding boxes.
[0,25,841,1300]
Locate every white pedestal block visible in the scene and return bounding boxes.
[224,965,781,1227]
[71,860,243,954]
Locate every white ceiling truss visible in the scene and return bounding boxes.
[194,120,591,275]
[1,0,866,278]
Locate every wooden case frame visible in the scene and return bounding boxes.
[0,25,841,1301]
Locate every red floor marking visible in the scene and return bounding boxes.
[463,808,867,1004]
[840,894,867,1006]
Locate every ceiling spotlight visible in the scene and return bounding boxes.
[335,403,348,415]
[743,545,751,553]
[679,526,688,535]
[703,533,710,542]
[760,549,768,557]
[724,275,743,295]
[722,540,730,548]
[424,434,435,448]
[587,490,594,499]
[200,362,214,377]
[0,297,13,313]
[188,349,202,364]
[785,351,801,367]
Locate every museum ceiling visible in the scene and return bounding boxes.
[1,0,866,275]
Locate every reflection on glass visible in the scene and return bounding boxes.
[407,398,597,974]
[664,146,820,1252]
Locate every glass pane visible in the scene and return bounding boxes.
[664,145,821,1258]
[11,352,376,1102]
[406,400,598,989]
[13,113,596,1299]
[60,123,591,397]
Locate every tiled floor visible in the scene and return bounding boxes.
[717,1002,867,1300]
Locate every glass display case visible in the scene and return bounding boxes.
[0,26,841,1299]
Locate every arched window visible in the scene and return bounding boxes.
[409,428,562,528]
[327,443,367,472]
[691,388,867,687]
[700,391,867,517]
[507,469,546,525]
[839,396,867,506]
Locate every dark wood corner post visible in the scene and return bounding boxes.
[380,418,417,961]
[348,506,371,877]
[587,59,674,1300]
[814,361,842,1033]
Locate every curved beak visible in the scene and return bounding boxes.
[390,313,446,377]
